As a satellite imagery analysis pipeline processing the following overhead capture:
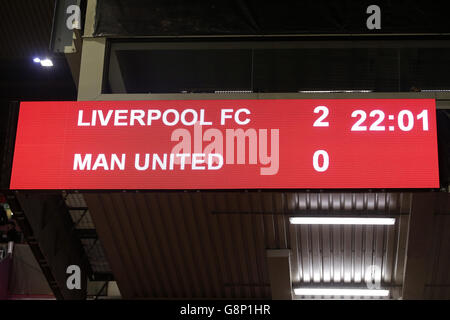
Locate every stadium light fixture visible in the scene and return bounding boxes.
[289,217,395,225]
[33,57,53,67]
[294,288,389,297]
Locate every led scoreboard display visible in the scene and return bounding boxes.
[10,99,439,190]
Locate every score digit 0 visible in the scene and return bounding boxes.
[313,150,329,172]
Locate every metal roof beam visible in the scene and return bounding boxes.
[7,192,91,300]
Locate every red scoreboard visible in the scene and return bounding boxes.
[10,99,439,189]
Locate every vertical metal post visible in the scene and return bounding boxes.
[77,37,106,100]
[78,0,105,101]
[402,193,436,299]
[266,249,292,300]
